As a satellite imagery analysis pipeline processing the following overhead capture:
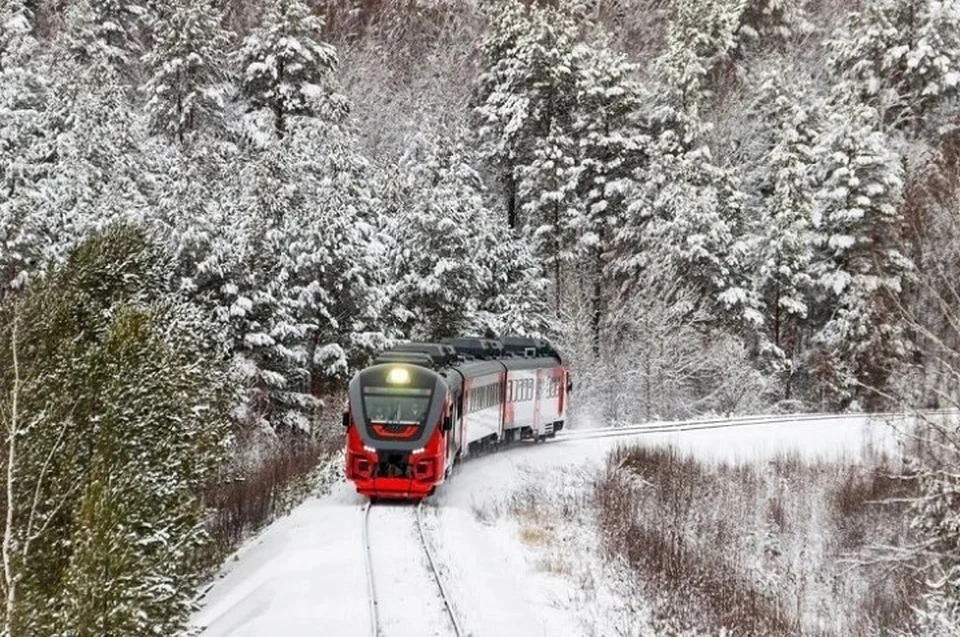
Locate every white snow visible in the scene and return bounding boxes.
[190,412,913,637]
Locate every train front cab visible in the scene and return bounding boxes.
[344,363,453,500]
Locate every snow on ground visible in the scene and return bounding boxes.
[190,413,910,637]
[191,487,368,637]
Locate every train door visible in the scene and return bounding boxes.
[533,368,543,437]
[449,395,461,464]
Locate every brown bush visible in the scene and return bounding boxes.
[595,444,923,636]
[201,399,346,563]
[596,447,792,635]
[203,435,340,559]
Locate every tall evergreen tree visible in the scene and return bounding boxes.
[35,56,149,268]
[283,117,388,393]
[143,0,232,144]
[387,136,487,340]
[473,0,581,230]
[744,68,821,398]
[656,0,746,130]
[239,0,338,139]
[808,102,909,407]
[231,143,315,433]
[0,2,51,295]
[829,0,960,133]
[63,0,151,78]
[568,42,650,351]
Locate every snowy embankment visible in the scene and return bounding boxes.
[190,413,913,637]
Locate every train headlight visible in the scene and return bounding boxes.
[411,447,425,455]
[387,367,410,385]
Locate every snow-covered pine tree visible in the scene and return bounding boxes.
[471,218,552,338]
[808,101,909,409]
[613,123,754,331]
[232,143,315,434]
[736,0,810,52]
[143,0,232,144]
[63,0,151,79]
[829,0,960,134]
[152,142,246,364]
[655,0,746,131]
[473,0,581,230]
[515,127,580,316]
[387,135,488,340]
[283,116,389,394]
[569,41,650,351]
[239,0,338,139]
[34,52,150,268]
[611,0,758,329]
[0,2,51,295]
[743,67,821,399]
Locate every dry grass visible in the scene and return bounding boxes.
[519,524,552,546]
[595,444,923,636]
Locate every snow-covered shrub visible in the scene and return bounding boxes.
[595,445,922,635]
[562,263,767,426]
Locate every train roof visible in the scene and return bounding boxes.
[372,335,565,373]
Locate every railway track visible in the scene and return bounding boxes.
[361,501,465,637]
[550,409,944,444]
[415,502,465,637]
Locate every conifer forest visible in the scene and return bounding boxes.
[1,0,960,634]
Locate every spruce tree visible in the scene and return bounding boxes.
[745,68,821,398]
[809,102,909,408]
[239,0,338,139]
[569,42,650,351]
[233,144,314,433]
[0,2,51,295]
[283,117,388,393]
[829,0,960,133]
[473,0,581,230]
[63,0,151,79]
[143,0,232,144]
[387,136,487,340]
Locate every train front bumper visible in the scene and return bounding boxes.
[346,449,441,500]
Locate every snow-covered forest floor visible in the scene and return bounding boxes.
[191,412,912,637]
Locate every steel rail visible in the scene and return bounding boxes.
[416,502,465,637]
[552,409,943,444]
[361,502,380,637]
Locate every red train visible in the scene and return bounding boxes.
[343,336,571,500]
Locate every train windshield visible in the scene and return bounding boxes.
[362,386,432,426]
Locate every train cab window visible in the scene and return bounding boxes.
[362,386,433,430]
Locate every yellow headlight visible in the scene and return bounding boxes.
[387,367,410,385]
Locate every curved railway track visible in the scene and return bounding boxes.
[361,501,465,637]
[549,409,940,444]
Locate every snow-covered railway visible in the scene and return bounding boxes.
[362,502,464,637]
[550,409,952,443]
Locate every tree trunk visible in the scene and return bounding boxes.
[591,246,602,356]
[274,58,286,139]
[3,313,20,636]
[506,171,517,229]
